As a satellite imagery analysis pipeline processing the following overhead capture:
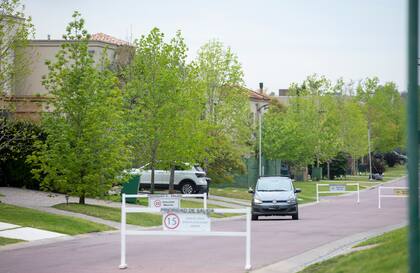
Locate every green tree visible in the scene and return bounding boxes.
[357,78,405,153]
[337,97,368,174]
[196,40,252,182]
[263,98,316,169]
[125,28,208,193]
[28,12,130,204]
[0,0,34,111]
[289,75,342,167]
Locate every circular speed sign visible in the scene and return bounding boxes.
[154,200,161,207]
[164,213,180,230]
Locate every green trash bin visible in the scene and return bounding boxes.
[312,167,322,181]
[121,173,141,204]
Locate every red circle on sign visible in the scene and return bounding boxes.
[164,213,180,229]
[154,200,161,207]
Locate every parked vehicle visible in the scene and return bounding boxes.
[249,176,301,221]
[139,164,210,194]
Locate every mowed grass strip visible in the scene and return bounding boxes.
[53,203,161,227]
[209,187,252,201]
[0,203,111,235]
[299,227,408,273]
[0,236,23,246]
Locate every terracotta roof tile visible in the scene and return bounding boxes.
[90,33,129,46]
[248,89,271,101]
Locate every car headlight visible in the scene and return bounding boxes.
[287,196,297,204]
[253,198,263,204]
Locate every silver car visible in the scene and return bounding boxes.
[249,176,301,221]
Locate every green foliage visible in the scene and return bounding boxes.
[321,152,349,179]
[357,78,405,152]
[196,40,252,181]
[27,12,131,203]
[0,0,34,100]
[263,98,316,168]
[0,118,44,188]
[125,28,209,191]
[264,74,404,173]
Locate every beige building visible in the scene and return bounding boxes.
[7,33,131,121]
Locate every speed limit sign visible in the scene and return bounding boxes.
[162,209,210,232]
[153,199,161,208]
[163,213,180,230]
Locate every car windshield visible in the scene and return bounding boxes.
[257,178,292,192]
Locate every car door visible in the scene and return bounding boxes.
[157,169,170,186]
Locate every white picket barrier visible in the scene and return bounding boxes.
[142,192,208,209]
[119,193,252,270]
[378,186,408,208]
[316,183,360,203]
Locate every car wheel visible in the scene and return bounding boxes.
[181,181,196,194]
[252,214,258,221]
[292,212,299,220]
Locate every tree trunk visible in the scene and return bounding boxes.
[327,161,330,180]
[351,157,357,176]
[169,164,175,194]
[79,193,85,204]
[150,163,155,194]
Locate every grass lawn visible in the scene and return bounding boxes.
[209,165,406,204]
[209,187,252,201]
[54,203,161,227]
[209,183,364,204]
[299,227,408,273]
[0,236,23,246]
[0,203,111,235]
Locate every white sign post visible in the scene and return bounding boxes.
[378,186,409,208]
[316,183,360,203]
[119,194,251,270]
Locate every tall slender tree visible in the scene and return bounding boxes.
[196,40,252,181]
[125,28,208,193]
[28,12,130,203]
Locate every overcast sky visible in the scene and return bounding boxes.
[23,0,407,93]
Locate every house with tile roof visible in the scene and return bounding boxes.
[7,33,131,120]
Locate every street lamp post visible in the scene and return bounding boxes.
[257,104,269,177]
[368,126,373,180]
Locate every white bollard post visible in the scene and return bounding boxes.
[245,207,251,270]
[119,194,127,269]
[316,184,319,203]
[378,187,381,209]
[357,183,360,203]
[204,193,207,210]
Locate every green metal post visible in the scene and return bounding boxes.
[407,1,420,272]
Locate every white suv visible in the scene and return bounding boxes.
[139,164,210,194]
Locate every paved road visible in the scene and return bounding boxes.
[0,178,407,273]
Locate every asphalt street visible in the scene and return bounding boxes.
[0,177,407,273]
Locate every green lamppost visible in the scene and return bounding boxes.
[407,1,419,272]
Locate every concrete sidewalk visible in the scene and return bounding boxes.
[0,221,68,242]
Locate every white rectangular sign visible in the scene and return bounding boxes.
[149,195,180,209]
[162,209,211,232]
[329,184,346,192]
